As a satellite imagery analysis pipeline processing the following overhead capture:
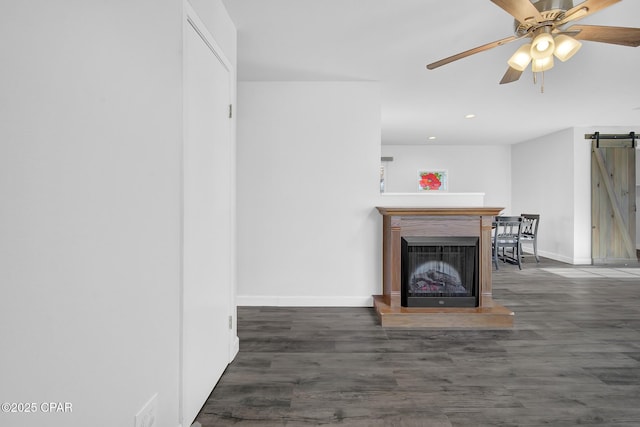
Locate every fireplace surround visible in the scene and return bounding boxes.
[374,207,514,328]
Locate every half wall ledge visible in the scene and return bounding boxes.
[380,192,485,208]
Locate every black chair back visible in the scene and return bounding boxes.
[493,216,523,270]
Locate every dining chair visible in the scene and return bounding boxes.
[520,214,540,263]
[492,216,523,270]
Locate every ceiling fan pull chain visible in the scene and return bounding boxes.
[541,71,545,94]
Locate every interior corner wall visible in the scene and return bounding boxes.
[380,145,512,209]
[512,126,638,265]
[572,127,594,264]
[511,128,581,263]
[236,82,381,306]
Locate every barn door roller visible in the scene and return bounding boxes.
[586,132,637,149]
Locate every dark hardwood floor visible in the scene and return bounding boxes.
[195,257,640,426]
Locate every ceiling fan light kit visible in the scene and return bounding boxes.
[532,55,554,72]
[508,43,533,70]
[426,0,640,89]
[553,34,582,61]
[530,28,556,59]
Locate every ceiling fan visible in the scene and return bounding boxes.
[427,0,640,85]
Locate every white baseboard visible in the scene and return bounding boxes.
[237,295,374,307]
[533,249,591,265]
[229,335,239,363]
[571,257,593,265]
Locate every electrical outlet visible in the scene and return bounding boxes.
[134,393,158,427]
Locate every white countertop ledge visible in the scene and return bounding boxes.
[378,192,486,207]
[381,192,485,196]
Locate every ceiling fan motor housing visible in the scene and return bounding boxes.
[514,0,575,36]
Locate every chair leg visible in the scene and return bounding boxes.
[516,243,522,270]
[533,240,539,263]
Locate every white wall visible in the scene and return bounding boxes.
[236,82,381,306]
[380,145,511,209]
[0,2,236,427]
[572,127,595,264]
[511,129,579,263]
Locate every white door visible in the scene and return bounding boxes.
[182,9,233,426]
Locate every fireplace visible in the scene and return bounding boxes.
[401,236,479,307]
[374,207,514,328]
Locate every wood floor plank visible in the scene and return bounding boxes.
[196,257,640,426]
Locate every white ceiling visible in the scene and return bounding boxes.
[221,0,640,145]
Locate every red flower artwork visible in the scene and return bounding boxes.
[419,172,443,190]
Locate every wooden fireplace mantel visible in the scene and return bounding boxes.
[374,206,514,328]
[376,206,502,216]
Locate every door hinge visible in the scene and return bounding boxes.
[228,315,233,330]
[228,104,233,119]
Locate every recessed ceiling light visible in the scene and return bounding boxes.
[465,114,476,119]
[428,136,436,140]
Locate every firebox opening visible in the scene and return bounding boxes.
[401,236,479,308]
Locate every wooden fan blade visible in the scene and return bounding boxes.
[500,66,524,85]
[427,36,517,70]
[490,0,543,24]
[560,0,621,25]
[568,25,640,47]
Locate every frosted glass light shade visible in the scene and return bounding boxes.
[530,32,555,59]
[532,56,554,72]
[554,34,582,61]
[507,44,532,71]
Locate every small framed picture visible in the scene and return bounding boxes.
[418,170,447,192]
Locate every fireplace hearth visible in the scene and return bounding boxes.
[402,236,479,308]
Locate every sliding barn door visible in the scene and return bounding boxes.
[591,138,637,264]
